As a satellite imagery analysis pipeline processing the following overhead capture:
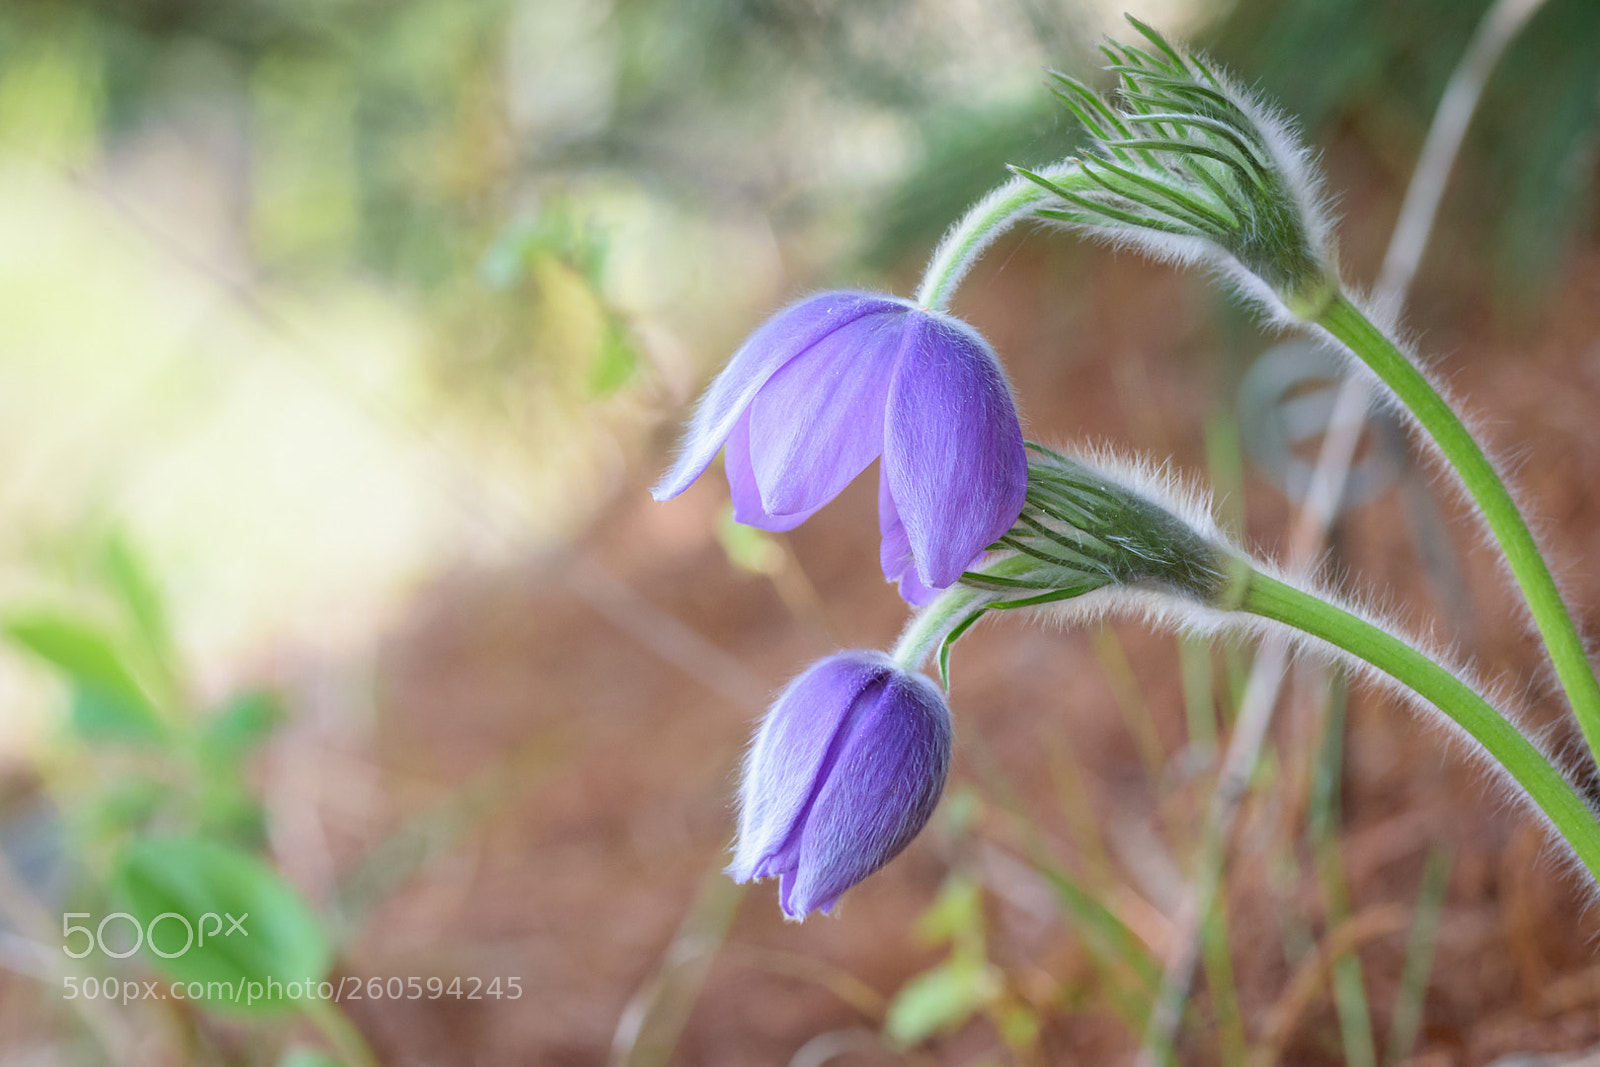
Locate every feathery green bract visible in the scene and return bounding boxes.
[963,444,1234,607]
[1019,17,1335,310]
[941,445,1240,681]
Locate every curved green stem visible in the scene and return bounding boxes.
[916,163,1081,312]
[891,553,1061,673]
[1315,294,1600,763]
[892,584,989,672]
[1240,568,1600,883]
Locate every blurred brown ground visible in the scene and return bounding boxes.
[342,223,1600,1065]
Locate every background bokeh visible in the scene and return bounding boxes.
[1,0,1599,1063]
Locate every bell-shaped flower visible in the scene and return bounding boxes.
[652,290,1027,605]
[727,650,952,919]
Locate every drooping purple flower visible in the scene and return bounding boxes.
[727,650,952,919]
[652,291,1027,604]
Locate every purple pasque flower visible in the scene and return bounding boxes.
[727,650,952,919]
[652,291,1027,605]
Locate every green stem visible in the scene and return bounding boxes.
[1240,568,1600,884]
[892,554,1060,671]
[892,584,989,671]
[916,164,1080,312]
[1315,294,1600,764]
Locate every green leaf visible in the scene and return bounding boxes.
[79,776,170,841]
[101,534,177,693]
[588,319,637,396]
[5,611,165,742]
[112,836,331,1016]
[196,778,270,849]
[940,787,982,838]
[885,955,1000,1047]
[67,682,164,743]
[202,690,285,760]
[478,217,537,289]
[187,692,281,848]
[914,873,983,948]
[997,1001,1040,1050]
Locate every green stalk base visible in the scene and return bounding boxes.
[1316,294,1600,766]
[1241,569,1600,884]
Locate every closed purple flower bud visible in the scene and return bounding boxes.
[727,650,952,919]
[652,290,1027,605]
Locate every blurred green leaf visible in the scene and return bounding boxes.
[196,776,270,849]
[885,954,1001,1048]
[478,217,540,290]
[480,209,607,291]
[5,611,165,742]
[940,785,983,837]
[101,533,177,692]
[997,1001,1040,1050]
[202,690,285,760]
[588,319,637,396]
[67,682,164,743]
[113,836,331,1016]
[914,874,984,949]
[79,776,170,842]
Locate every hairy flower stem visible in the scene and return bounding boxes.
[892,584,993,674]
[891,551,1074,674]
[916,164,1083,313]
[1314,293,1600,764]
[1239,568,1600,883]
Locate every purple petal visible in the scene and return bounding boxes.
[652,292,906,502]
[783,668,951,918]
[726,412,822,532]
[726,652,892,883]
[878,468,940,606]
[883,311,1027,589]
[746,304,909,518]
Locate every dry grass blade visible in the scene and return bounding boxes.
[610,870,746,1067]
[1385,844,1453,1066]
[720,944,889,1022]
[1249,904,1409,1067]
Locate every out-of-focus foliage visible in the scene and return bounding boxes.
[0,0,1096,601]
[0,0,1085,315]
[4,535,284,852]
[114,835,331,1015]
[0,534,352,1056]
